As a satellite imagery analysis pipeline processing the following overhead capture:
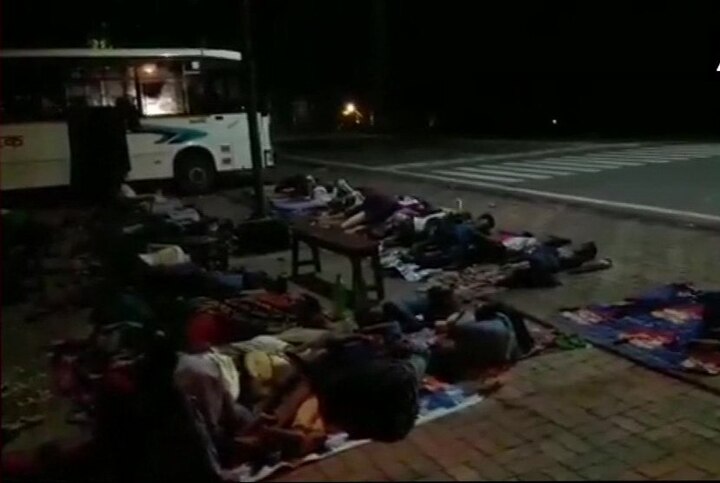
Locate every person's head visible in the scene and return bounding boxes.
[475,213,496,234]
[573,242,598,262]
[474,302,504,322]
[427,286,459,316]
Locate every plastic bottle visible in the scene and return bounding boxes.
[332,274,348,321]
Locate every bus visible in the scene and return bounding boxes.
[0,48,274,194]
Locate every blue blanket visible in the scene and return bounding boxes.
[557,283,720,375]
[270,197,327,221]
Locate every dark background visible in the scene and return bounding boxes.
[3,0,720,136]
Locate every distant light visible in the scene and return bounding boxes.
[552,119,558,125]
[342,102,357,116]
[717,62,720,72]
[141,63,157,75]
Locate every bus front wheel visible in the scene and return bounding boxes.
[174,149,217,194]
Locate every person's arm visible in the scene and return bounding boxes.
[383,301,427,333]
[435,310,468,331]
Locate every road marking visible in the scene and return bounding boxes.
[384,143,654,170]
[557,157,645,167]
[599,153,690,161]
[515,160,602,172]
[500,162,577,175]
[455,166,551,180]
[550,158,625,168]
[588,155,671,164]
[639,148,720,154]
[432,169,522,183]
[495,164,574,176]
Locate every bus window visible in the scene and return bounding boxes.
[1,59,66,123]
[65,61,137,111]
[185,60,247,115]
[131,60,186,117]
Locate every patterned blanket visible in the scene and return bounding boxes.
[222,379,483,482]
[557,283,720,375]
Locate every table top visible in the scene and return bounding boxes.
[290,220,379,255]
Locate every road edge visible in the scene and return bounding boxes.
[281,153,720,232]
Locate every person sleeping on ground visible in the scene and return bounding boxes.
[406,212,500,269]
[381,286,460,333]
[497,240,599,288]
[373,291,536,380]
[428,302,535,381]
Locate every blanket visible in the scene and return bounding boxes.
[221,379,483,482]
[270,197,328,221]
[380,248,442,282]
[557,283,720,376]
[424,264,508,303]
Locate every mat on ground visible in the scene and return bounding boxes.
[221,380,483,482]
[557,283,720,376]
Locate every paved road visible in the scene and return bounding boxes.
[278,136,720,223]
[278,136,606,167]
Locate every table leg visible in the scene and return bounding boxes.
[371,252,385,300]
[351,257,366,307]
[311,245,322,273]
[291,236,300,277]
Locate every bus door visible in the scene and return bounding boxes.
[186,63,250,170]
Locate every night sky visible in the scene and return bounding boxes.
[3,0,720,135]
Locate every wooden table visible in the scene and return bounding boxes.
[290,221,385,304]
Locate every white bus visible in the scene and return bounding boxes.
[0,48,274,193]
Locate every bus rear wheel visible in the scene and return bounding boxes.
[174,149,216,195]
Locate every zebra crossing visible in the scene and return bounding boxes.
[410,144,720,185]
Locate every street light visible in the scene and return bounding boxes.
[343,102,357,116]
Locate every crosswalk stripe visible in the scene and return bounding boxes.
[631,149,705,153]
[557,157,645,167]
[521,160,602,172]
[539,159,623,169]
[616,152,691,157]
[590,153,685,163]
[455,166,550,180]
[626,149,719,156]
[605,150,688,156]
[637,148,720,154]
[500,162,577,175]
[422,145,720,187]
[570,156,648,168]
[493,164,574,176]
[432,169,521,183]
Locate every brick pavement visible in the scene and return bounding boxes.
[274,348,720,481]
[239,162,720,481]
